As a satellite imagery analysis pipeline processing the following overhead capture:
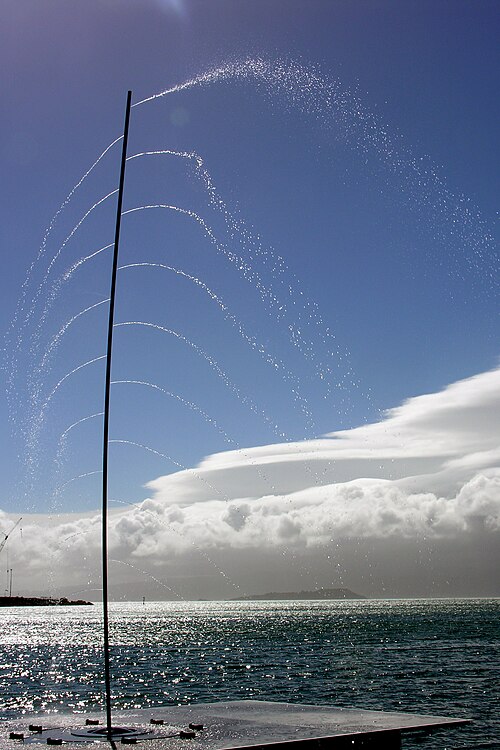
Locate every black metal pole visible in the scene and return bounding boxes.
[102,90,132,737]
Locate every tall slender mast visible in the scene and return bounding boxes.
[102,90,132,736]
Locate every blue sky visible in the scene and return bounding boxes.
[0,1,498,597]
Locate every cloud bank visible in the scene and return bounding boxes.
[2,366,499,598]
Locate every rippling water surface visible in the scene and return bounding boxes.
[1,599,498,749]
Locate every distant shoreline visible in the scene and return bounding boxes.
[0,596,93,607]
[232,587,365,601]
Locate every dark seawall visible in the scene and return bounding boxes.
[0,596,93,607]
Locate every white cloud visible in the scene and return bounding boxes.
[2,366,499,598]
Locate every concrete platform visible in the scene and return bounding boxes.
[1,700,471,749]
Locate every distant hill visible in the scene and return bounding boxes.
[233,588,365,601]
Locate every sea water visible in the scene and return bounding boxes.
[1,599,498,749]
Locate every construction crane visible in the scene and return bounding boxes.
[0,517,22,555]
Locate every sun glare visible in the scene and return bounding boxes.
[152,0,187,19]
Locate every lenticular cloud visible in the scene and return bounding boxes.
[138,364,500,545]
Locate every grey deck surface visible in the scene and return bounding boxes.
[0,700,470,749]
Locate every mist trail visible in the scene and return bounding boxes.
[63,242,113,282]
[28,167,322,436]
[118,263,314,430]
[28,190,117,352]
[51,471,103,515]
[121,203,348,424]
[111,379,235,445]
[114,321,287,439]
[59,413,105,442]
[121,204,275,305]
[56,412,104,472]
[4,136,122,401]
[188,150,355,405]
[21,182,323,449]
[126,147,355,407]
[34,299,110,393]
[25,355,106,491]
[7,202,113,447]
[25,295,108,454]
[136,57,497,288]
[36,355,106,419]
[110,379,280,495]
[126,150,355,406]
